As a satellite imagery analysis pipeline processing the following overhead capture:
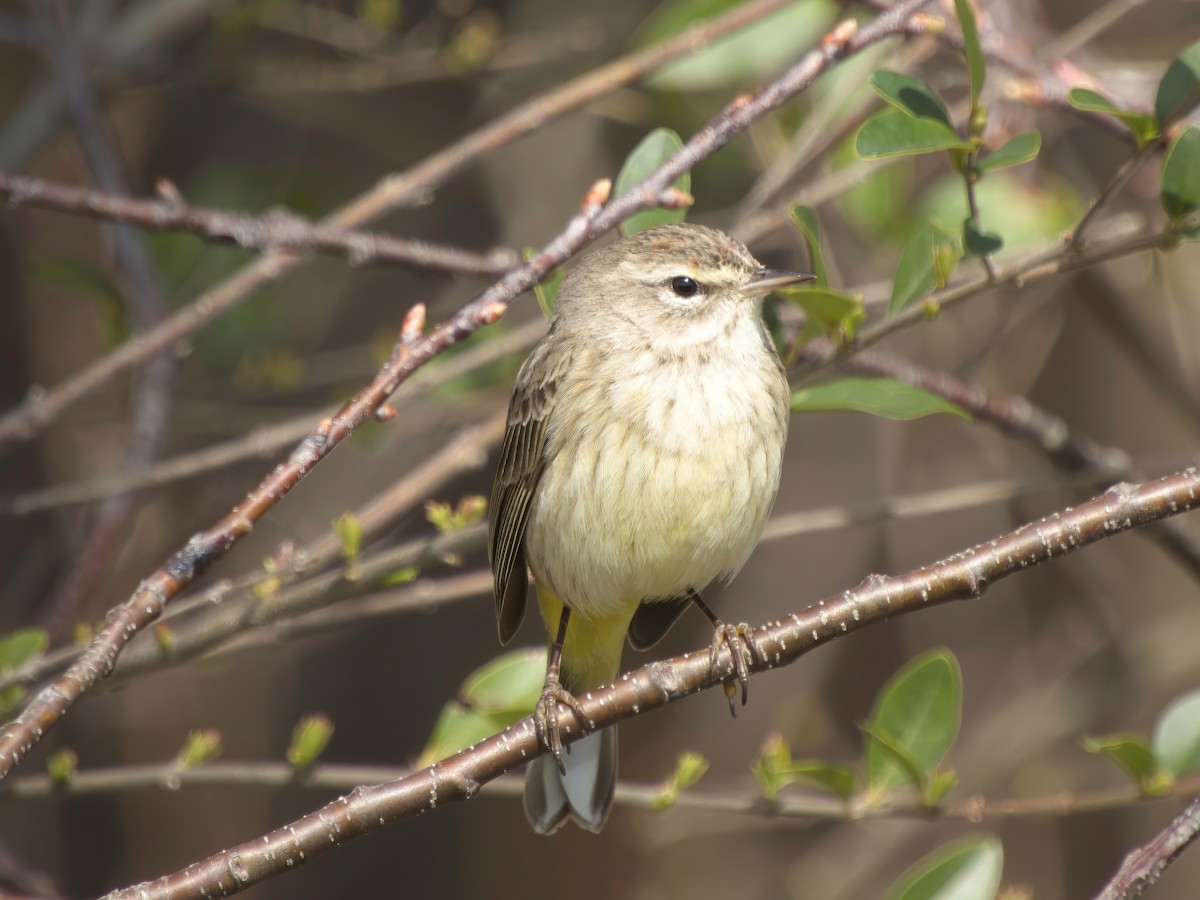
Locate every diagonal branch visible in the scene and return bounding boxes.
[100,467,1200,900]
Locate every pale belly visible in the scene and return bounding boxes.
[524,348,787,618]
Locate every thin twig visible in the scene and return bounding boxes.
[1067,141,1161,252]
[1095,791,1200,900]
[99,467,1200,899]
[0,172,519,276]
[6,758,1200,826]
[0,0,797,448]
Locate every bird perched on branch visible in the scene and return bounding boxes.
[488,222,810,833]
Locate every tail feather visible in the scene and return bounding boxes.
[524,726,617,835]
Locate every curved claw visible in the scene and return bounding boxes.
[534,678,591,774]
[708,621,757,717]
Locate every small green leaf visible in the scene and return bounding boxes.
[977,131,1040,171]
[1068,88,1159,148]
[780,286,865,343]
[962,218,1004,256]
[419,649,547,766]
[1161,125,1200,223]
[890,220,962,314]
[953,0,986,112]
[460,647,547,715]
[787,205,828,287]
[927,768,958,806]
[857,109,973,159]
[523,249,563,319]
[1152,688,1200,778]
[791,378,969,420]
[869,70,953,126]
[861,720,929,796]
[419,702,511,767]
[175,729,222,769]
[1081,733,1168,794]
[788,761,857,800]
[884,837,1004,900]
[866,649,963,798]
[752,733,795,800]
[425,496,487,534]
[614,128,690,235]
[334,512,362,580]
[0,629,49,674]
[653,751,710,809]
[46,748,78,785]
[287,713,335,770]
[1155,39,1200,127]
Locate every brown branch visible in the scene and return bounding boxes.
[0,171,519,277]
[0,0,797,448]
[1096,791,1200,900]
[7,759,1200,825]
[97,468,1200,899]
[845,349,1200,579]
[27,0,177,636]
[0,0,936,783]
[2,318,543,515]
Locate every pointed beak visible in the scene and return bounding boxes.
[740,268,816,297]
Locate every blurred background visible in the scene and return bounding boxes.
[0,0,1199,897]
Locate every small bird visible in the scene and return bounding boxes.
[488,222,811,834]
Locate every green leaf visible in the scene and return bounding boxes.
[752,733,795,800]
[1161,125,1200,223]
[890,220,962,314]
[869,70,953,126]
[857,109,973,159]
[787,205,828,287]
[1155,38,1200,127]
[791,378,969,420]
[866,649,963,797]
[419,648,547,766]
[962,218,1004,256]
[1152,688,1200,778]
[927,768,959,805]
[1081,733,1169,794]
[861,720,929,795]
[780,286,865,344]
[638,0,837,92]
[1068,88,1159,148]
[884,837,1004,900]
[286,713,335,769]
[788,761,857,800]
[175,729,222,769]
[613,128,691,235]
[952,0,986,112]
[334,512,362,580]
[977,131,1040,172]
[653,751,710,809]
[0,629,49,674]
[460,647,547,715]
[46,748,78,785]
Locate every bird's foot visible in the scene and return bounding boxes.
[708,621,757,717]
[533,677,592,775]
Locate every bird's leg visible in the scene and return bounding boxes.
[688,589,756,716]
[535,605,592,774]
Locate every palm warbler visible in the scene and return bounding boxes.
[488,222,811,834]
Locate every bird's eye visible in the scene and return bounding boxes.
[670,276,699,298]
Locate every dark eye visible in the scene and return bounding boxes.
[670,276,699,298]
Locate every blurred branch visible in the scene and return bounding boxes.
[7,759,1200,825]
[26,0,177,635]
[100,467,1200,899]
[2,317,544,515]
[0,0,937,781]
[0,0,798,449]
[1096,790,1200,900]
[845,349,1200,579]
[0,172,520,277]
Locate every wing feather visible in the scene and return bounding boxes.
[488,339,568,644]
